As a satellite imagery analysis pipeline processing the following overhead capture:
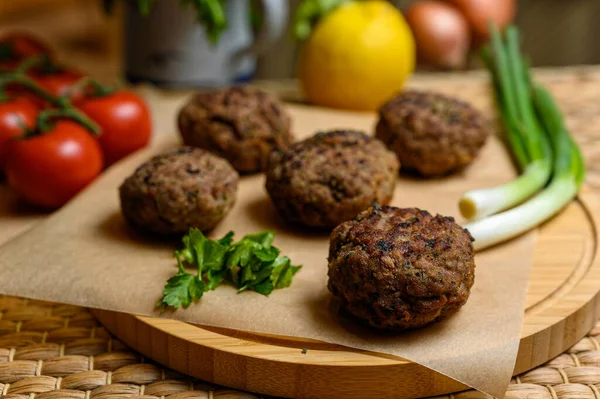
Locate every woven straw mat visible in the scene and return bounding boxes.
[0,294,598,399]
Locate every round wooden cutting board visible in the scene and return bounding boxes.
[93,186,600,399]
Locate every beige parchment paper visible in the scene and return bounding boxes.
[0,94,535,398]
[0,186,47,244]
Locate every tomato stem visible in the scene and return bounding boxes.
[32,55,62,75]
[0,71,101,137]
[0,72,68,108]
[15,117,35,137]
[15,55,45,74]
[85,79,118,98]
[67,76,92,98]
[37,108,100,136]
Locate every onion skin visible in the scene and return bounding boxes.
[406,0,471,70]
[447,0,517,43]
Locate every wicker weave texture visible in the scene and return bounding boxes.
[0,297,258,399]
[433,324,600,398]
[2,296,600,398]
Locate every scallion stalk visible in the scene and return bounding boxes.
[459,159,551,220]
[464,176,580,251]
[533,85,585,188]
[459,25,552,221]
[463,25,585,251]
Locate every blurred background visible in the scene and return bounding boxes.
[2,0,600,84]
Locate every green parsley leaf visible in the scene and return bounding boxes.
[277,264,303,289]
[206,269,226,291]
[270,256,291,287]
[242,230,275,247]
[252,280,275,296]
[254,246,280,262]
[182,229,229,273]
[226,240,256,270]
[197,234,229,272]
[157,228,302,311]
[156,252,205,310]
[269,256,302,289]
[218,231,235,246]
[238,261,273,293]
[157,273,205,310]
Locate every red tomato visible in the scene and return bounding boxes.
[0,33,49,58]
[0,33,50,68]
[0,59,21,70]
[12,67,85,109]
[5,121,104,209]
[0,97,39,171]
[30,68,84,99]
[78,90,152,166]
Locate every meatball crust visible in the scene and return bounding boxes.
[376,90,491,177]
[119,147,238,235]
[327,205,475,331]
[265,130,400,228]
[177,87,293,173]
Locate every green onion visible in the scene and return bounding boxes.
[459,25,552,221]
[462,25,585,251]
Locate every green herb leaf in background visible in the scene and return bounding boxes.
[293,0,348,40]
[249,0,264,31]
[137,0,156,15]
[157,228,302,311]
[120,0,228,45]
[181,0,228,45]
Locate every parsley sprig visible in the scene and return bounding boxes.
[157,229,301,311]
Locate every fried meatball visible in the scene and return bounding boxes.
[327,205,475,331]
[119,147,238,235]
[177,87,293,174]
[376,90,491,177]
[265,130,399,228]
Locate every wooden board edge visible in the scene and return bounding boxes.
[514,187,600,374]
[92,187,600,398]
[92,308,468,399]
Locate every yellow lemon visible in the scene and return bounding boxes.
[298,1,415,112]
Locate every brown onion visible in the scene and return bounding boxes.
[406,0,472,69]
[448,0,516,43]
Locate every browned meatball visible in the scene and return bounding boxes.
[265,130,399,228]
[119,147,238,235]
[328,205,475,331]
[177,87,293,174]
[376,90,491,177]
